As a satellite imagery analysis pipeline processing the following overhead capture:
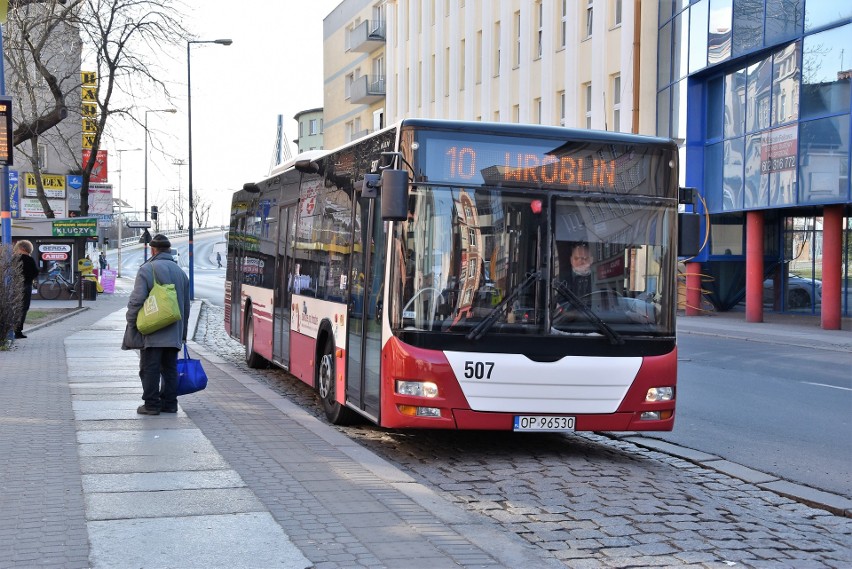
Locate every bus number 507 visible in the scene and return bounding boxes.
[464,361,494,380]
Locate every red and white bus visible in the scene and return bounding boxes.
[226,119,693,431]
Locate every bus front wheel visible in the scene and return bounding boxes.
[317,341,358,425]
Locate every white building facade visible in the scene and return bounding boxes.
[324,0,662,147]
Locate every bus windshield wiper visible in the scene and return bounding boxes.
[552,281,624,345]
[467,271,540,341]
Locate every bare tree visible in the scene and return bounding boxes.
[168,192,186,231]
[74,0,190,216]
[4,0,84,217]
[192,191,211,229]
[4,0,190,217]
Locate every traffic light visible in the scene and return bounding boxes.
[150,205,158,220]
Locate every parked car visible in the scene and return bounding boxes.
[763,274,822,308]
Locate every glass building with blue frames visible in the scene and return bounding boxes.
[659,1,851,327]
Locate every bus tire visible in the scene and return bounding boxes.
[244,310,268,369]
[317,340,358,426]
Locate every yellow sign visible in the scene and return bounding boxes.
[81,87,97,102]
[24,172,65,190]
[82,102,98,118]
[82,118,98,133]
[81,71,97,87]
[83,133,96,149]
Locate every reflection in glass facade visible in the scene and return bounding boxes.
[660,1,850,315]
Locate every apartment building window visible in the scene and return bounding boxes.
[373,1,386,30]
[558,90,566,125]
[613,0,622,27]
[444,47,450,97]
[513,11,521,67]
[373,55,385,83]
[584,82,592,128]
[460,39,466,90]
[535,98,542,123]
[476,31,482,83]
[345,120,354,141]
[585,0,593,39]
[560,0,568,48]
[345,24,353,51]
[513,104,520,122]
[309,119,318,135]
[428,57,433,102]
[494,21,501,76]
[612,74,621,131]
[299,121,303,137]
[345,73,354,99]
[319,118,323,133]
[536,1,543,59]
[420,60,425,106]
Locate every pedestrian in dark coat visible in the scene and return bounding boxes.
[13,240,39,339]
[122,234,190,415]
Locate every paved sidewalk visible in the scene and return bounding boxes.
[2,288,554,568]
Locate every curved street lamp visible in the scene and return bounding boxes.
[143,108,177,260]
[187,38,232,300]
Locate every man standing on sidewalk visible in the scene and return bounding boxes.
[122,234,190,415]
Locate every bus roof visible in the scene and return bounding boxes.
[396,118,676,149]
[256,119,675,186]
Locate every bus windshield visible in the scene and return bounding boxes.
[390,186,676,338]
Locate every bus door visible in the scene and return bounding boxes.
[345,195,385,420]
[228,214,247,340]
[272,204,296,366]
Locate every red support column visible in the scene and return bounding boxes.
[821,205,843,330]
[745,211,764,323]
[685,262,702,316]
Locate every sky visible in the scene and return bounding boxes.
[108,0,341,227]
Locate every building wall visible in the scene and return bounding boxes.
[294,108,325,153]
[323,0,661,146]
[664,1,852,316]
[324,0,388,149]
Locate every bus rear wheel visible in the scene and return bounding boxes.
[317,341,358,425]
[244,312,267,369]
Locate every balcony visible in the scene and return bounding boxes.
[350,75,386,104]
[348,20,386,52]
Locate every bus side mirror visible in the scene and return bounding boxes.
[381,169,409,221]
[678,212,701,258]
[243,183,260,193]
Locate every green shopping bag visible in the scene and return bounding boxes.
[136,264,181,334]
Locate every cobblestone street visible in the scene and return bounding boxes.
[196,303,852,567]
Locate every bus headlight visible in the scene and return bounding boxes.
[645,387,674,402]
[395,380,439,398]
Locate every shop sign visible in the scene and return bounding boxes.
[52,217,97,237]
[39,244,71,253]
[42,252,68,261]
[24,172,66,199]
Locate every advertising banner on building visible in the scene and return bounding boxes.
[24,172,66,199]
[760,125,798,174]
[21,197,67,218]
[82,149,108,182]
[88,183,113,214]
[8,170,18,218]
[52,217,97,237]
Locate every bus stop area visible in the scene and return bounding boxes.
[1,280,850,568]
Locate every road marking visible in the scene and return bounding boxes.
[803,381,852,392]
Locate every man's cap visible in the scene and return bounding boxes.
[150,234,171,249]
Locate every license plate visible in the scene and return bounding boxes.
[513,415,575,432]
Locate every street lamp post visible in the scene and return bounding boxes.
[143,108,177,261]
[188,38,232,299]
[115,148,141,277]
